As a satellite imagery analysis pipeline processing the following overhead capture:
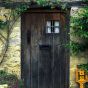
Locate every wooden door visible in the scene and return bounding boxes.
[21,10,69,88]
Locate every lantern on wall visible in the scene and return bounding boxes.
[76,67,88,88]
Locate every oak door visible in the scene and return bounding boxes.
[21,11,69,88]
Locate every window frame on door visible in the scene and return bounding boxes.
[46,20,60,34]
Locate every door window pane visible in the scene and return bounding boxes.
[54,27,59,33]
[54,21,59,26]
[46,27,51,33]
[46,21,51,27]
[54,21,60,33]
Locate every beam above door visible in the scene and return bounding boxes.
[0,1,88,9]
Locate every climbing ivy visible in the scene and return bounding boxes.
[70,7,88,55]
[0,20,7,29]
[78,63,88,73]
[14,0,68,15]
[70,7,88,75]
[69,41,87,54]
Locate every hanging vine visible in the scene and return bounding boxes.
[0,9,18,64]
[0,2,31,65]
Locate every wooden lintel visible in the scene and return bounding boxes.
[0,1,88,9]
[67,1,88,7]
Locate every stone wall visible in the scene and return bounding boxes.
[0,18,21,78]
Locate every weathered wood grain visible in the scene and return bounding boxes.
[21,9,70,88]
